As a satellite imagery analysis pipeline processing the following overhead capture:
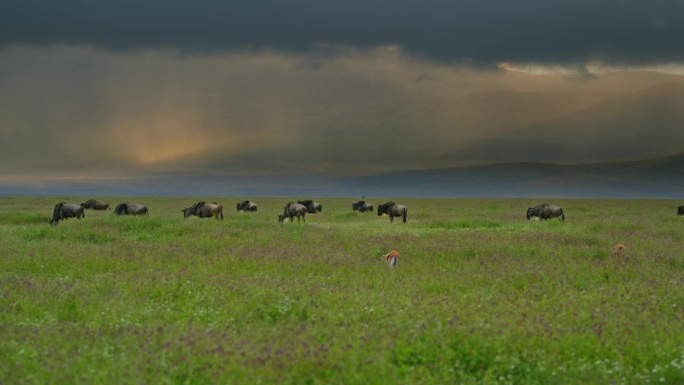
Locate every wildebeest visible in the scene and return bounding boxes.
[678,205,684,216]
[377,202,408,223]
[80,199,110,210]
[182,201,224,220]
[50,202,85,225]
[237,200,258,212]
[526,204,565,221]
[352,200,374,213]
[298,200,322,213]
[114,202,149,216]
[278,202,307,223]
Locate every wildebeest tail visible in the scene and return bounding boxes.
[219,205,224,220]
[403,207,407,223]
[561,209,565,221]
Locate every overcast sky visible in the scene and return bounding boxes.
[1,0,683,181]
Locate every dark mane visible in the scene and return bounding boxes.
[51,202,65,219]
[114,202,129,215]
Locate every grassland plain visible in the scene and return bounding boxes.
[1,197,683,385]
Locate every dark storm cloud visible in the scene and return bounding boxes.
[2,0,683,65]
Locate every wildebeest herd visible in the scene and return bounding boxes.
[47,199,684,225]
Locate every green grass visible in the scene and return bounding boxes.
[1,197,683,384]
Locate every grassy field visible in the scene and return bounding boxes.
[1,196,683,384]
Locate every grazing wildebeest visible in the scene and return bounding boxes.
[352,200,374,213]
[183,201,224,220]
[114,202,149,216]
[526,204,545,220]
[377,202,408,223]
[236,200,258,212]
[278,202,307,223]
[50,202,85,225]
[80,199,110,210]
[678,205,684,216]
[298,200,322,213]
[527,204,564,221]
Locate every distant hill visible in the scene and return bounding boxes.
[2,153,683,198]
[342,152,684,198]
